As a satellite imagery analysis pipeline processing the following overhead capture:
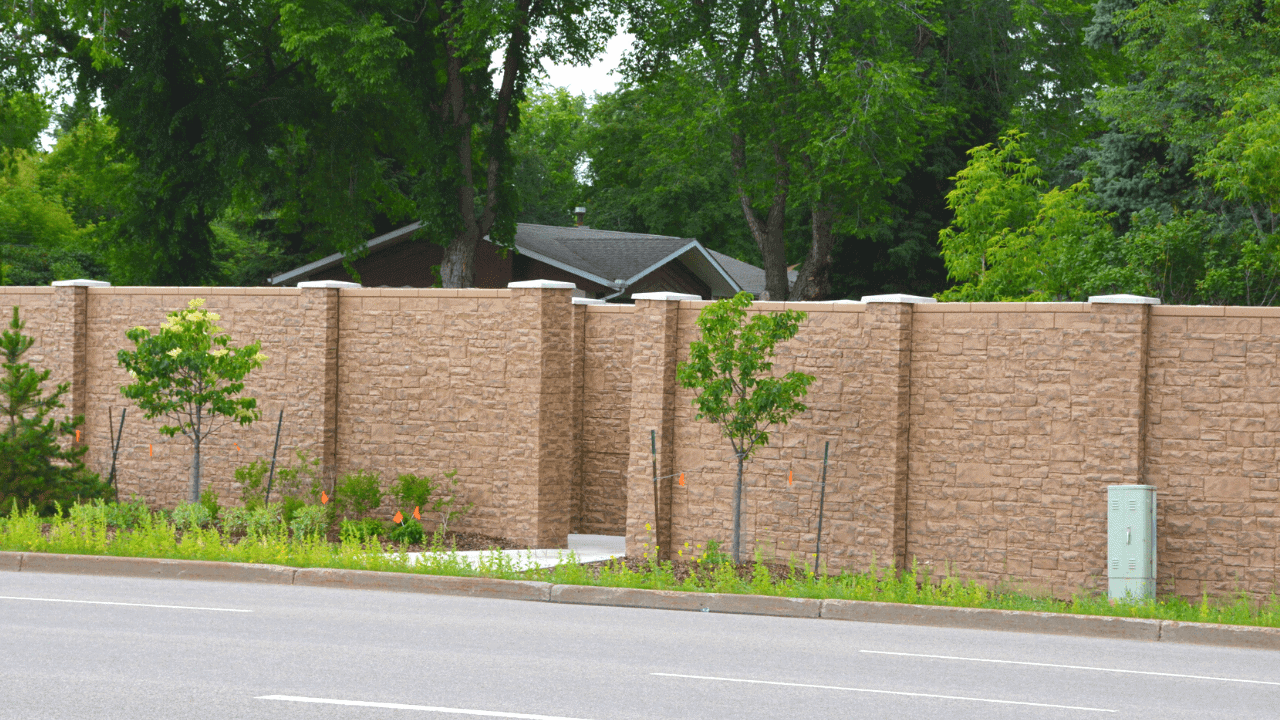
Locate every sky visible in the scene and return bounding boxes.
[535,32,634,98]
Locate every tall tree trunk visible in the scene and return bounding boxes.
[190,406,202,503]
[731,132,791,300]
[791,203,838,300]
[436,2,529,288]
[732,452,745,563]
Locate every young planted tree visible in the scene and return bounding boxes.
[0,307,106,514]
[676,292,814,562]
[118,299,266,502]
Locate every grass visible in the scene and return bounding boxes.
[3,503,1279,629]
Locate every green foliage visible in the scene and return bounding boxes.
[676,293,814,460]
[390,473,435,516]
[389,520,425,545]
[332,470,383,522]
[512,89,590,226]
[430,470,472,536]
[936,132,1115,301]
[0,307,106,514]
[340,517,387,542]
[11,498,1280,630]
[198,490,221,524]
[117,299,266,502]
[288,504,328,540]
[676,292,813,562]
[234,460,271,509]
[171,502,214,531]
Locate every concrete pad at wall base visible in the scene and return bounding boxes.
[293,568,551,602]
[821,600,1163,642]
[550,584,821,618]
[18,553,297,584]
[0,551,23,571]
[1160,620,1280,651]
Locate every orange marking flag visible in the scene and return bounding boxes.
[413,506,421,520]
[235,443,241,452]
[320,491,329,505]
[393,511,404,525]
[788,470,793,486]
[76,430,81,443]
[149,444,153,457]
[678,473,685,487]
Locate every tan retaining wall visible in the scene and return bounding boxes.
[5,282,1280,599]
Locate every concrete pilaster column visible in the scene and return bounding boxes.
[625,292,698,558]
[508,280,577,548]
[860,293,933,571]
[1083,294,1158,487]
[298,280,359,489]
[51,280,110,442]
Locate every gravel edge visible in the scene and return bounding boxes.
[4,550,1278,651]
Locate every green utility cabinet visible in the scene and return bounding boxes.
[1107,485,1157,601]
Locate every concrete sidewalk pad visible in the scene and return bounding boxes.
[5,550,1280,651]
[405,534,626,571]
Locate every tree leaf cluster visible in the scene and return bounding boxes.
[0,306,106,515]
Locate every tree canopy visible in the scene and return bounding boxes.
[1,0,1277,304]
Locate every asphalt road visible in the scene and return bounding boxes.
[1,572,1276,719]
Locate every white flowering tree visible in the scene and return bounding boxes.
[118,299,267,502]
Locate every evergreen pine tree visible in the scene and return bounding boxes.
[0,306,106,514]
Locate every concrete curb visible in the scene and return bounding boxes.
[6,551,1280,650]
[294,567,551,602]
[18,552,297,584]
[822,599,1162,641]
[1160,620,1280,651]
[550,585,821,618]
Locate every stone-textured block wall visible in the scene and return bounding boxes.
[82,288,330,508]
[10,281,1280,600]
[575,305,635,535]
[660,301,870,566]
[905,302,1149,597]
[1145,307,1280,598]
[333,287,576,547]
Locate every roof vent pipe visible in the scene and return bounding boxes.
[574,206,587,227]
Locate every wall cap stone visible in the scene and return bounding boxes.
[51,279,110,287]
[1088,293,1161,305]
[508,279,576,289]
[298,280,362,289]
[861,293,937,304]
[631,292,701,302]
[571,297,607,305]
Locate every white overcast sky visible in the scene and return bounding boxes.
[535,31,634,98]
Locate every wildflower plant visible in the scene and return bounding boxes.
[118,299,267,502]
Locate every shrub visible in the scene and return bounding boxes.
[104,497,151,529]
[431,470,473,536]
[333,470,383,521]
[390,473,435,517]
[0,306,108,515]
[288,504,328,539]
[339,518,386,542]
[198,490,220,523]
[234,459,270,510]
[389,521,425,545]
[220,506,251,535]
[171,502,213,531]
[244,503,283,537]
